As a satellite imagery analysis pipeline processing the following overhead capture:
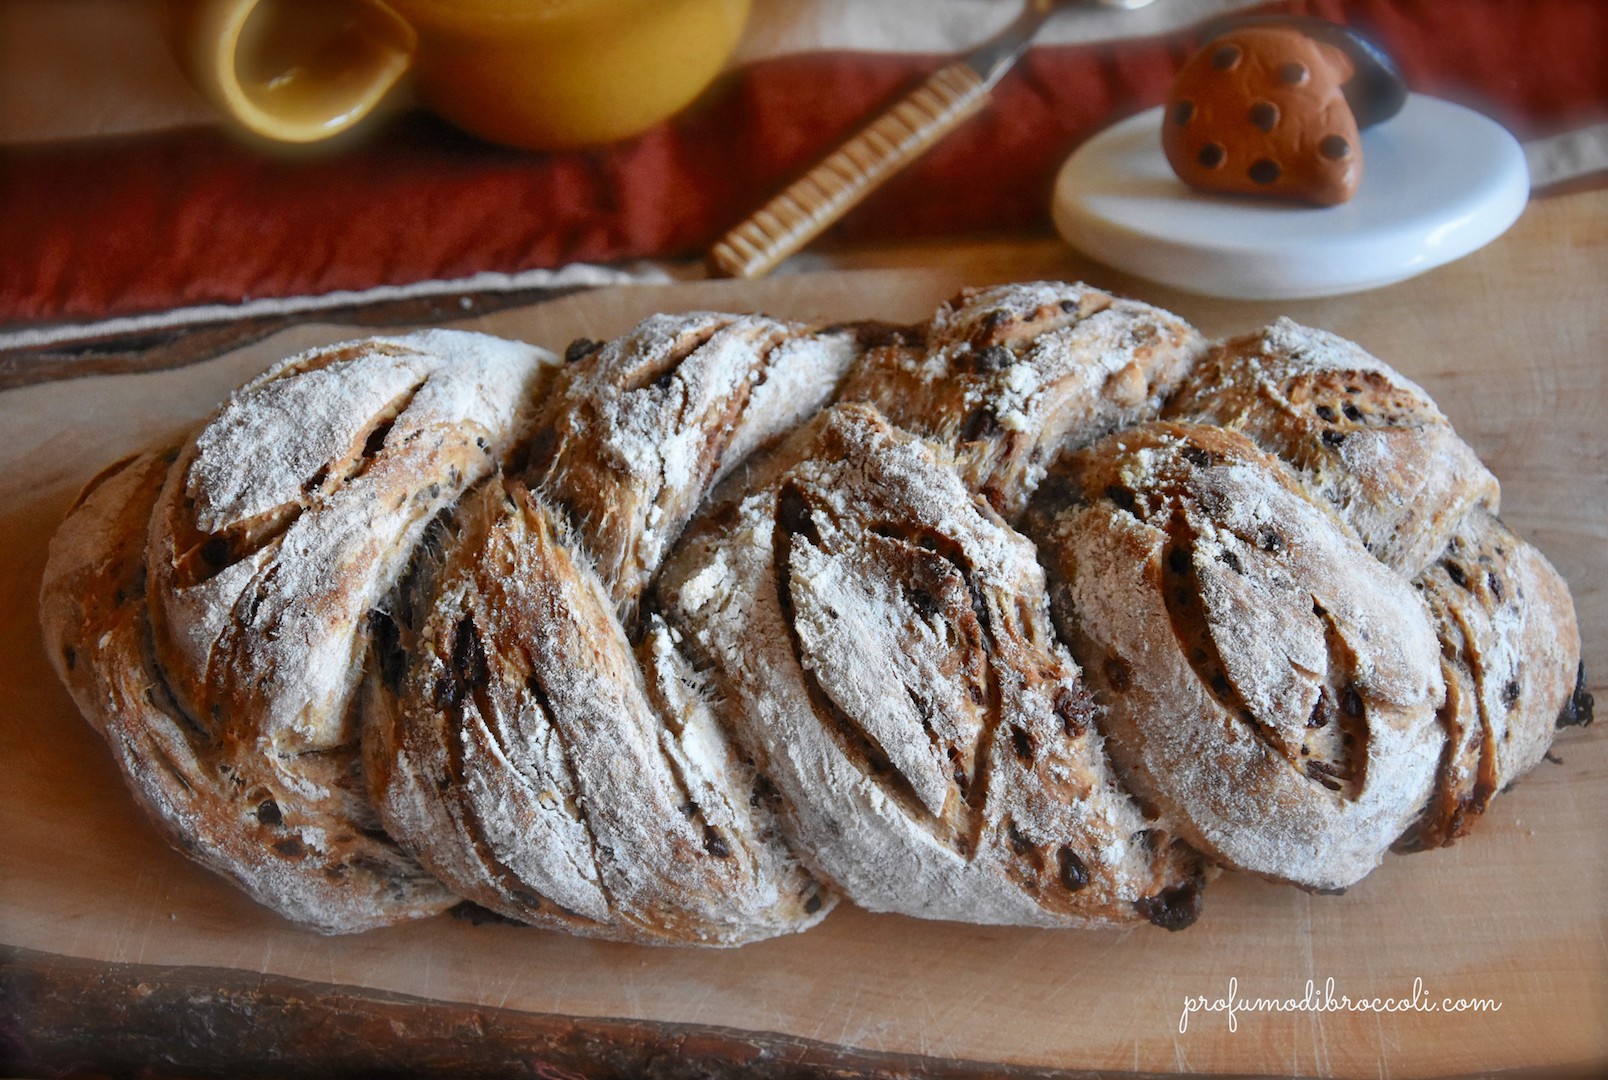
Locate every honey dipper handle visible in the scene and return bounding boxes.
[708,63,991,279]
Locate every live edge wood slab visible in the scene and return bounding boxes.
[2,192,1605,1079]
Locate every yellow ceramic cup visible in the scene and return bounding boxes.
[164,0,752,150]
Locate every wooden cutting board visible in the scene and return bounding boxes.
[3,193,1605,1078]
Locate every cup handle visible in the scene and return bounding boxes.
[164,0,417,144]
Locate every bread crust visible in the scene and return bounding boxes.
[1398,509,1583,849]
[1025,422,1444,891]
[661,404,1210,929]
[1163,318,1499,576]
[40,449,456,933]
[366,314,855,944]
[840,282,1205,520]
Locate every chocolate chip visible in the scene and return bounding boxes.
[1321,134,1351,160]
[1220,549,1243,574]
[1278,61,1308,85]
[1103,655,1133,693]
[1321,429,1347,447]
[200,536,231,570]
[1197,142,1226,169]
[1305,760,1344,791]
[1342,402,1363,421]
[1487,571,1504,602]
[1057,846,1090,892]
[1007,821,1035,855]
[1444,561,1469,589]
[1182,445,1211,467]
[256,799,283,827]
[1173,100,1195,125]
[1211,44,1241,70]
[563,338,601,364]
[1259,528,1284,553]
[804,894,823,914]
[702,826,732,859]
[975,345,1013,372]
[1136,882,1201,930]
[1249,101,1279,131]
[1315,404,1337,421]
[1340,684,1364,718]
[908,587,941,618]
[451,615,489,693]
[1502,680,1521,708]
[678,801,699,819]
[1054,685,1092,737]
[273,837,305,858]
[1009,725,1036,763]
[1248,158,1282,185]
[959,406,998,442]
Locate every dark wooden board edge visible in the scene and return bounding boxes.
[3,947,1602,1080]
[0,285,593,392]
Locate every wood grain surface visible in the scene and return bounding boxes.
[2,192,1605,1078]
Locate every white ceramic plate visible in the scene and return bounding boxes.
[1051,94,1529,300]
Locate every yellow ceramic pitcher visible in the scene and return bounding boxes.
[164,0,752,150]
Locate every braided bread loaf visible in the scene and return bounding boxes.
[39,284,1588,942]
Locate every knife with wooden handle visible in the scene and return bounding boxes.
[707,0,1154,279]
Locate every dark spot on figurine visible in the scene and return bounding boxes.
[1278,61,1308,85]
[1174,100,1196,126]
[1248,158,1282,185]
[1197,142,1226,169]
[1249,101,1279,131]
[62,647,76,671]
[1321,134,1351,160]
[1211,44,1241,70]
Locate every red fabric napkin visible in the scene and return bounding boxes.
[4,0,1605,328]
